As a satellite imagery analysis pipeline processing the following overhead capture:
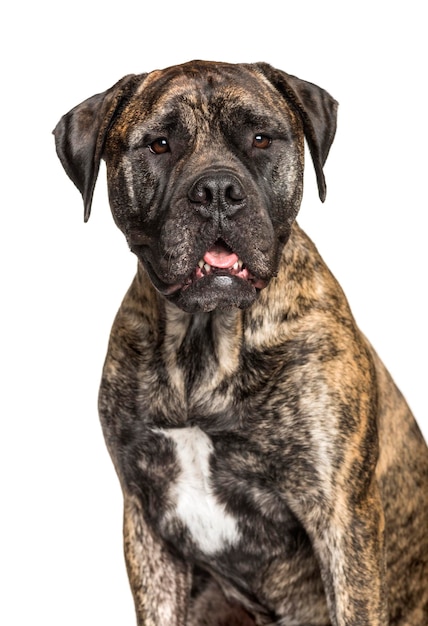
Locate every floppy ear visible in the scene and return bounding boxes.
[254,63,338,202]
[53,74,140,221]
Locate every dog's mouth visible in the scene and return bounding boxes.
[193,240,267,288]
[163,239,268,295]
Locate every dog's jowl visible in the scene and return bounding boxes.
[54,61,428,625]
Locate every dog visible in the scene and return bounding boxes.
[54,60,428,625]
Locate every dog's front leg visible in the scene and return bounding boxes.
[123,495,191,626]
[308,481,387,626]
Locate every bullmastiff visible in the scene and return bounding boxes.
[54,60,428,625]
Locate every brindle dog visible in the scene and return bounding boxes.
[54,61,428,626]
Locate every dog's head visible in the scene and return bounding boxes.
[54,60,337,313]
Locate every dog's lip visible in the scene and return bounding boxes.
[156,241,268,296]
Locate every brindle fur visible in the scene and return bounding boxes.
[54,61,428,626]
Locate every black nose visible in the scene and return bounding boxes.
[188,171,246,218]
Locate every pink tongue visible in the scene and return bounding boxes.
[203,244,238,269]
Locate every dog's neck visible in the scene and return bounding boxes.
[162,299,243,397]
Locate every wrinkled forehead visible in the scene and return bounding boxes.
[137,62,272,105]
[122,62,297,141]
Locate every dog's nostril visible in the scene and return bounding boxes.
[225,183,245,204]
[189,183,213,205]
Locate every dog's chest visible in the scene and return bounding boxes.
[159,426,241,555]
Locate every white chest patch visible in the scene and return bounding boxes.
[160,426,240,555]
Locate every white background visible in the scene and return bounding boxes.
[1,1,426,624]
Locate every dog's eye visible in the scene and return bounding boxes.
[253,134,272,149]
[148,138,170,154]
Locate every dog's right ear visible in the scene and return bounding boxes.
[53,74,141,222]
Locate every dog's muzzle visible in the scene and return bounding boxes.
[152,170,267,313]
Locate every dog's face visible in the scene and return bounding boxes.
[105,63,305,313]
[54,60,338,312]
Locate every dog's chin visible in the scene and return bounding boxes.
[168,274,263,314]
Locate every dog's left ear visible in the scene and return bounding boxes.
[53,74,141,221]
[254,63,338,202]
